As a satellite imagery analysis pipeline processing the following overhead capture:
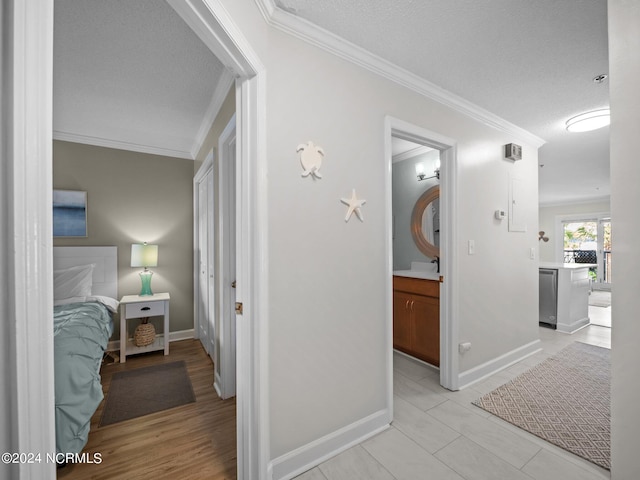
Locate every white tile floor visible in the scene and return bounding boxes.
[296,308,611,480]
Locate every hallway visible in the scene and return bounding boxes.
[298,325,611,480]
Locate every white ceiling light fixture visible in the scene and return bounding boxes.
[566,109,610,133]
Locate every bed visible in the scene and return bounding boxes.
[53,246,118,455]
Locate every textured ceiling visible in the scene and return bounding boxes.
[53,0,228,159]
[54,0,611,204]
[274,0,610,205]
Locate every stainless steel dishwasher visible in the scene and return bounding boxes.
[539,268,558,329]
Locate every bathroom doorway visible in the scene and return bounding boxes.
[385,117,459,393]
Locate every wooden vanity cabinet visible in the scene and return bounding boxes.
[393,276,439,367]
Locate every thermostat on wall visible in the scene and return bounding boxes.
[505,143,522,161]
[495,210,506,220]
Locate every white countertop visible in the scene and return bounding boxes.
[393,270,440,281]
[539,262,597,270]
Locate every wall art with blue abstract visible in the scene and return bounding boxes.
[53,190,87,237]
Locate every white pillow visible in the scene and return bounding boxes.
[53,264,95,301]
[86,295,120,313]
[54,295,120,313]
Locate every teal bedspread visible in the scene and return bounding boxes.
[54,301,113,455]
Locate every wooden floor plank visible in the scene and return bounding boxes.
[57,339,237,480]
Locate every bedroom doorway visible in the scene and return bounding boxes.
[8,1,269,479]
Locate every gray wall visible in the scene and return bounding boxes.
[53,140,194,338]
[392,151,440,269]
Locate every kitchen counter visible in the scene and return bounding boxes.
[539,263,592,333]
[539,262,597,270]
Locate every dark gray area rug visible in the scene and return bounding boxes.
[100,361,196,426]
[472,342,610,470]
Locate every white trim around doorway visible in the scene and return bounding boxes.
[3,1,56,478]
[7,0,269,479]
[167,2,270,478]
[385,116,460,394]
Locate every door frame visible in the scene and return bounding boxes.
[167,3,269,478]
[216,114,237,399]
[3,1,56,477]
[7,1,270,479]
[385,116,460,395]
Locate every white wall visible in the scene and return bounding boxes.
[538,200,610,262]
[392,153,440,270]
[219,1,541,467]
[609,0,640,478]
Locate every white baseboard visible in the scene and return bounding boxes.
[557,317,590,334]
[106,328,195,352]
[269,409,390,480]
[458,339,541,389]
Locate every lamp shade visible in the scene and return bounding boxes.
[131,243,158,268]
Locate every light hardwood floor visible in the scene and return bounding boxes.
[58,339,237,480]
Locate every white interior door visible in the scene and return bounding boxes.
[206,169,216,354]
[215,115,237,399]
[197,172,211,353]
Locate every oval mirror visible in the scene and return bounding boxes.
[411,185,440,258]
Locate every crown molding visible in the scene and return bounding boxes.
[52,131,194,160]
[538,194,611,208]
[392,145,434,163]
[191,68,236,159]
[255,0,546,149]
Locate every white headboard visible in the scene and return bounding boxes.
[53,246,118,299]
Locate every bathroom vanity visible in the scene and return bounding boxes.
[393,271,440,367]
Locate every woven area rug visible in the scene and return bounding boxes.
[472,342,610,469]
[100,361,196,426]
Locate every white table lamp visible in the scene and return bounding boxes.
[131,242,158,296]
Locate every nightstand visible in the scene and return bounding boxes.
[119,293,170,363]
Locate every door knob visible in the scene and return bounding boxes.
[231,281,236,288]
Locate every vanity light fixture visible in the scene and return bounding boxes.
[415,162,440,181]
[566,109,610,133]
